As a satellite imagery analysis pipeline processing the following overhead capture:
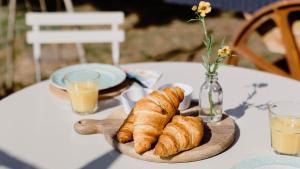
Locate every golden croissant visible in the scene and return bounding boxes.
[154,115,204,157]
[116,111,135,143]
[116,87,184,150]
[132,87,185,154]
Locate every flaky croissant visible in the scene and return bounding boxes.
[133,87,184,154]
[154,115,204,158]
[116,111,135,143]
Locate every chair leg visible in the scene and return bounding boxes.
[76,43,86,63]
[34,58,41,82]
[63,0,87,64]
[112,42,120,65]
[5,0,16,88]
[33,43,41,82]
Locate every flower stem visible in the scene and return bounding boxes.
[212,58,221,73]
[208,86,214,115]
[200,18,208,41]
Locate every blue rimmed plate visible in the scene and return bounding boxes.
[231,156,300,169]
[50,63,126,90]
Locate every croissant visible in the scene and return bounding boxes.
[133,87,184,154]
[154,115,204,158]
[116,111,135,143]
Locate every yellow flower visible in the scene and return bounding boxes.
[192,5,197,11]
[218,46,232,57]
[197,1,212,17]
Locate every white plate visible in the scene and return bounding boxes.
[231,156,300,169]
[50,63,126,90]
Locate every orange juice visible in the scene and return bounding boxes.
[67,81,99,114]
[270,116,300,155]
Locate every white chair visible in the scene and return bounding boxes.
[26,12,125,81]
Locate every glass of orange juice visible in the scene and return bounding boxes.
[64,70,100,115]
[268,102,300,156]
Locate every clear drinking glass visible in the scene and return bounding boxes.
[199,73,223,122]
[268,102,300,156]
[64,70,100,115]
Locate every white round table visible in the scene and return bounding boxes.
[1,62,300,169]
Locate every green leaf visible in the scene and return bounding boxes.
[209,35,214,45]
[187,19,199,23]
[206,39,213,57]
[201,55,209,71]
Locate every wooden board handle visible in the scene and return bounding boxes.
[74,119,123,135]
[74,119,105,135]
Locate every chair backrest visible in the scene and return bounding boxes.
[26,12,125,82]
[26,12,125,44]
[227,1,300,80]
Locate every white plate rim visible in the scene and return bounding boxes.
[49,63,126,91]
[231,156,300,169]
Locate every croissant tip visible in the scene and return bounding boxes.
[117,138,129,143]
[174,87,185,101]
[154,143,167,157]
[134,141,151,154]
[135,147,146,154]
[117,133,132,143]
[175,86,184,92]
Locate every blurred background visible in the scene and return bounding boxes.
[0,0,293,99]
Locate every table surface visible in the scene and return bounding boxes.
[1,62,300,169]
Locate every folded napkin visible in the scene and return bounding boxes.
[124,68,162,89]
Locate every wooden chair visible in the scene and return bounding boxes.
[228,1,300,80]
[26,12,125,81]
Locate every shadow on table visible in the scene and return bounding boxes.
[225,83,268,119]
[81,150,120,169]
[96,98,121,113]
[0,149,38,169]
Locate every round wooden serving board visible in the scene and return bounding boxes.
[75,106,236,163]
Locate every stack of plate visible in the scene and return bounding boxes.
[49,63,128,100]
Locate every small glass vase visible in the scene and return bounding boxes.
[199,72,223,122]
